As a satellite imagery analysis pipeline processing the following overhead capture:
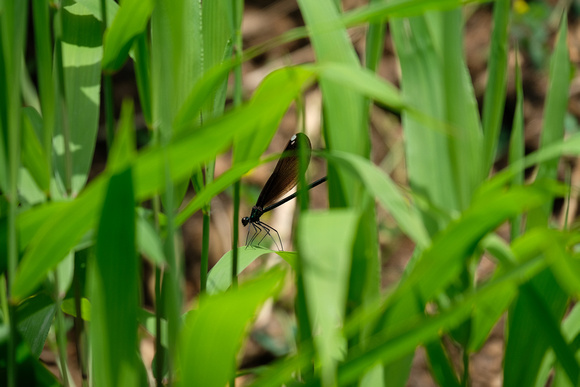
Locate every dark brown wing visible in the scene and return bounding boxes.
[255,133,312,208]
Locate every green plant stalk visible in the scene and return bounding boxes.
[103,74,115,149]
[73,251,88,383]
[230,2,244,386]
[200,209,210,293]
[134,32,152,127]
[152,194,165,387]
[53,270,71,387]
[509,48,524,240]
[231,0,244,292]
[293,96,313,358]
[232,182,240,289]
[2,2,27,386]
[162,158,181,383]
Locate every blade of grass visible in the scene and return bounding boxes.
[390,16,457,233]
[56,0,105,195]
[90,166,141,386]
[1,2,28,387]
[89,103,141,386]
[482,0,510,175]
[298,209,359,386]
[509,48,525,240]
[101,0,154,72]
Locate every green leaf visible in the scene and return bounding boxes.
[17,293,56,358]
[207,247,296,295]
[325,151,430,248]
[61,297,92,321]
[55,0,104,194]
[21,107,49,193]
[178,269,285,387]
[509,48,525,240]
[527,15,571,228]
[482,0,510,175]
[298,209,359,386]
[314,63,403,111]
[89,166,141,386]
[101,0,154,71]
[136,212,165,266]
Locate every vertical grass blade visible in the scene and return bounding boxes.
[437,9,483,210]
[298,209,359,386]
[390,16,457,232]
[297,3,380,385]
[1,2,28,387]
[89,104,141,386]
[101,0,154,72]
[151,0,201,204]
[527,15,571,228]
[509,49,524,240]
[55,0,104,195]
[482,0,510,175]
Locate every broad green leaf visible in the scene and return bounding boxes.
[297,0,367,203]
[151,0,202,207]
[89,166,141,387]
[17,293,56,358]
[12,181,106,300]
[200,0,232,120]
[102,0,154,71]
[437,10,484,211]
[136,212,165,266]
[75,0,119,23]
[299,209,359,386]
[297,5,381,382]
[0,327,60,386]
[207,247,296,295]
[390,15,456,234]
[178,269,285,387]
[55,0,104,194]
